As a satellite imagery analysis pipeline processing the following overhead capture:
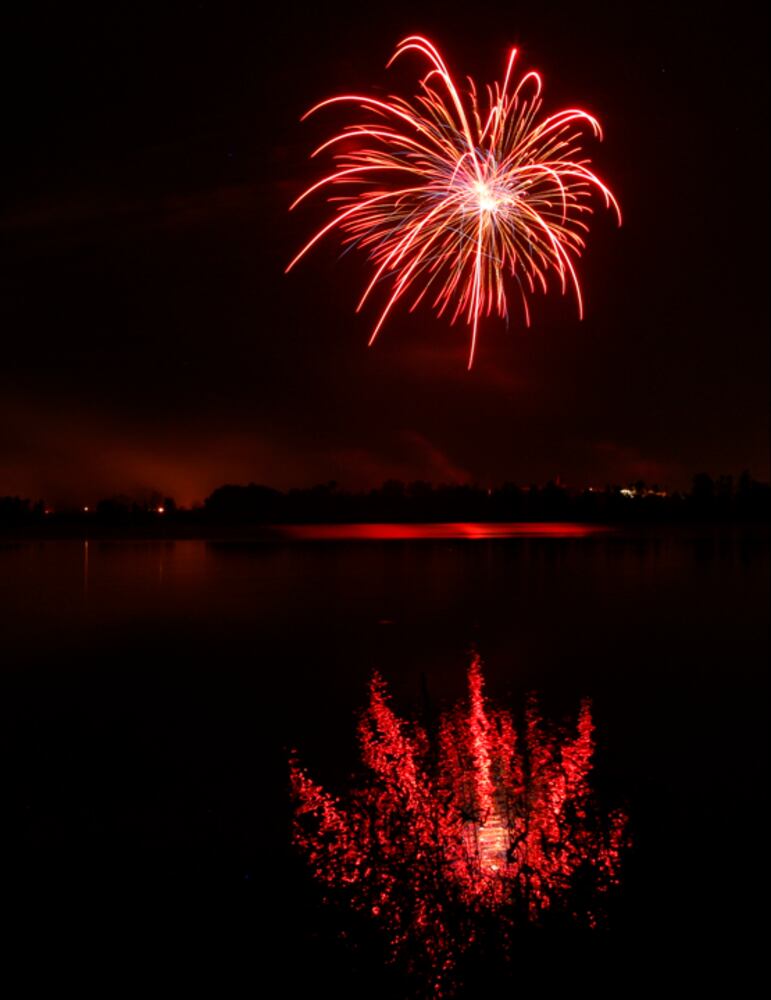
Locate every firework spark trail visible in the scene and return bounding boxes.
[286,35,621,368]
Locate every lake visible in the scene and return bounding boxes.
[2,526,767,991]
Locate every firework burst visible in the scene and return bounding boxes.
[286,36,621,368]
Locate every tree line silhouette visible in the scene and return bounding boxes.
[1,472,768,529]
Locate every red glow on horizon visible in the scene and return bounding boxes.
[287,35,620,368]
[290,654,629,992]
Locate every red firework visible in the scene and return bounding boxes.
[290,654,629,994]
[286,36,621,368]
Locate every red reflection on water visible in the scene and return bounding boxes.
[281,522,609,540]
[290,655,629,993]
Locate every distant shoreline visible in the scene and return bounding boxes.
[4,474,768,538]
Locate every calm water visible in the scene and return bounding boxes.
[2,528,767,989]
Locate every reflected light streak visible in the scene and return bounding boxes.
[280,522,611,541]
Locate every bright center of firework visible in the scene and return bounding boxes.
[458,175,512,218]
[474,180,501,214]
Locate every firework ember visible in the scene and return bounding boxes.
[286,35,621,368]
[290,654,629,993]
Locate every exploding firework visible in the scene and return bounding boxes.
[290,654,629,994]
[286,35,621,368]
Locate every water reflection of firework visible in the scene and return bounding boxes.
[290,654,628,994]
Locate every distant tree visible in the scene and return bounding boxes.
[735,470,771,519]
[540,480,569,518]
[407,480,433,499]
[204,483,281,520]
[96,494,132,517]
[381,480,406,499]
[0,496,32,521]
[691,473,715,505]
[737,470,753,501]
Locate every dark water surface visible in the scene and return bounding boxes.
[2,528,767,989]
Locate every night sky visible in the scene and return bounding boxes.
[2,1,768,506]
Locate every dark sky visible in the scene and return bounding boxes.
[1,1,768,505]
